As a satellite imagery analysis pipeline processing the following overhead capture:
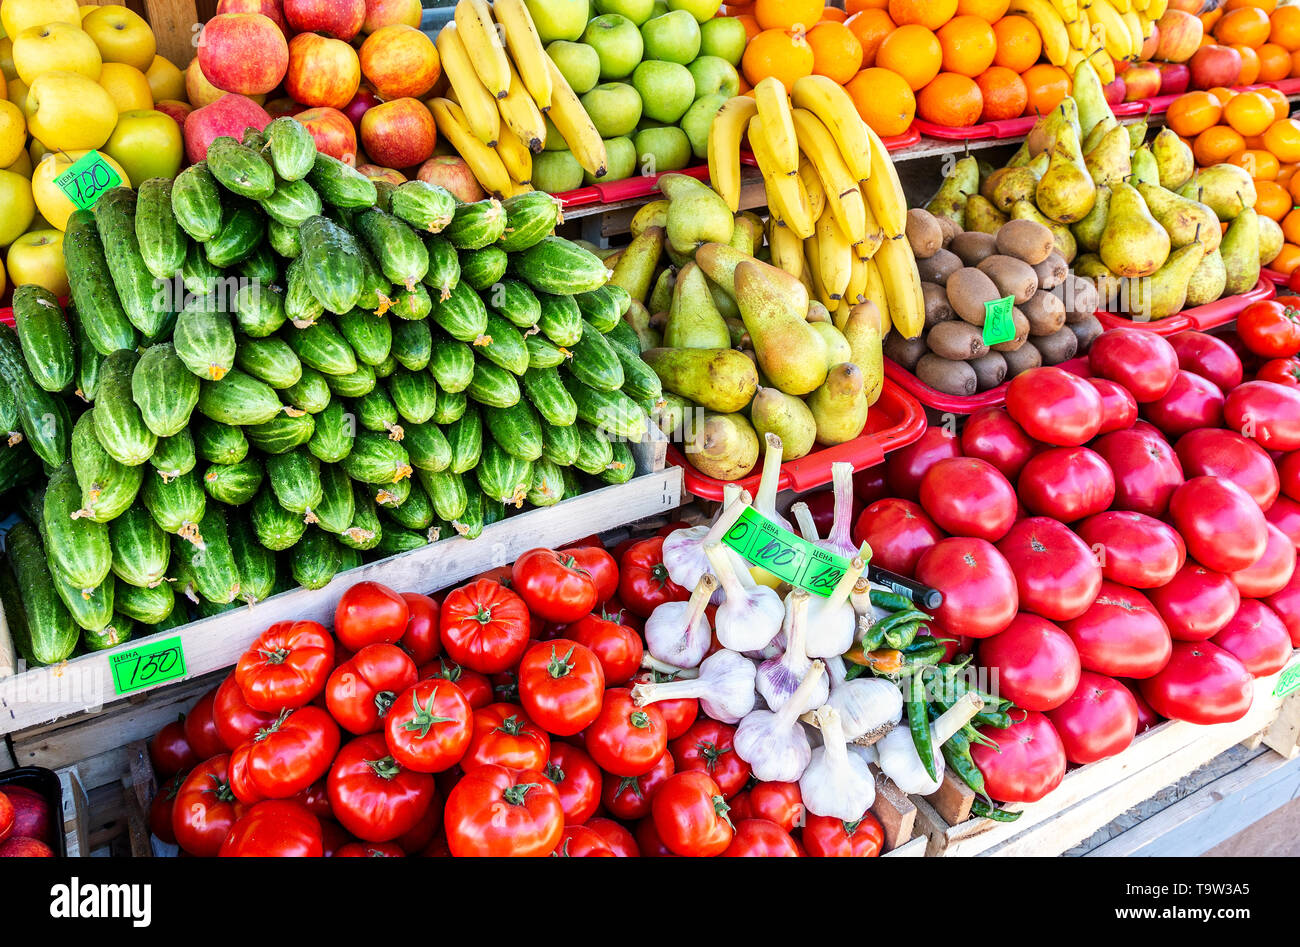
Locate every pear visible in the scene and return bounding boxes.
[807,300,833,324]
[1130,145,1161,187]
[1074,253,1123,306]
[1082,115,1119,157]
[926,156,979,226]
[807,363,870,446]
[664,263,731,349]
[1152,128,1195,191]
[1084,124,1132,187]
[695,242,808,312]
[1036,124,1096,223]
[609,226,665,305]
[631,200,669,237]
[1185,248,1227,307]
[709,279,740,322]
[1180,164,1256,221]
[1026,98,1080,157]
[1259,214,1284,267]
[1011,200,1078,262]
[1006,137,1033,168]
[623,299,660,351]
[1129,241,1205,322]
[1072,185,1111,254]
[1220,208,1261,296]
[648,266,676,315]
[659,173,735,255]
[642,347,759,413]
[1073,59,1114,144]
[1101,182,1170,278]
[811,322,852,370]
[735,259,829,396]
[731,213,764,255]
[989,153,1048,212]
[965,194,1009,234]
[653,392,693,439]
[750,387,817,460]
[1127,117,1149,152]
[1137,182,1221,253]
[842,302,884,405]
[682,411,761,482]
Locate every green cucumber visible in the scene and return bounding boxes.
[51,568,114,632]
[356,387,405,440]
[428,340,475,393]
[574,420,614,475]
[12,285,74,393]
[308,153,378,208]
[5,521,78,665]
[284,367,332,414]
[466,360,521,408]
[485,278,541,329]
[228,510,277,604]
[422,234,460,301]
[174,302,237,382]
[108,502,170,588]
[63,210,138,356]
[234,281,288,338]
[151,430,196,481]
[260,178,322,227]
[335,308,392,367]
[205,200,265,268]
[203,456,264,505]
[136,178,188,279]
[432,281,489,343]
[266,116,317,181]
[431,388,467,424]
[324,363,376,398]
[607,336,662,404]
[387,369,438,424]
[419,468,467,521]
[374,475,410,508]
[75,318,105,402]
[403,420,452,472]
[540,416,580,467]
[171,162,223,242]
[245,411,315,454]
[206,136,275,199]
[476,439,533,506]
[460,246,508,292]
[115,580,175,624]
[183,506,241,604]
[82,619,133,652]
[313,463,354,535]
[285,255,325,327]
[526,334,571,369]
[569,318,625,391]
[527,457,565,506]
[133,343,200,437]
[537,292,584,347]
[307,400,355,463]
[285,317,358,376]
[299,215,364,315]
[452,481,485,539]
[266,448,323,517]
[182,242,221,297]
[341,431,413,484]
[576,285,625,334]
[291,528,341,590]
[444,198,507,249]
[391,319,432,371]
[44,462,112,591]
[600,439,636,484]
[194,418,249,465]
[384,476,435,530]
[498,191,561,252]
[269,218,302,258]
[94,349,156,466]
[444,404,482,475]
[387,283,432,322]
[562,375,648,441]
[604,319,641,353]
[141,469,206,546]
[94,187,170,337]
[521,367,578,426]
[251,484,306,551]
[197,370,285,426]
[390,180,456,233]
[355,208,429,289]
[0,323,71,467]
[476,314,529,375]
[377,524,432,556]
[512,235,610,295]
[340,485,382,550]
[71,410,143,522]
[239,242,279,285]
[236,335,302,390]
[484,400,543,462]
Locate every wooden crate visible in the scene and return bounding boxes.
[56,741,156,858]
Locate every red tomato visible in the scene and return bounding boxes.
[960,407,1038,479]
[742,781,804,831]
[148,772,183,844]
[1063,581,1172,678]
[723,819,801,856]
[462,702,550,771]
[636,814,679,857]
[1265,568,1300,646]
[398,592,441,664]
[1212,600,1294,677]
[1087,377,1139,434]
[1169,477,1269,574]
[566,546,619,603]
[977,613,1081,711]
[148,716,198,779]
[384,680,472,773]
[802,813,884,857]
[1174,428,1280,512]
[920,457,1018,541]
[326,644,419,735]
[854,465,888,506]
[219,800,322,857]
[1230,523,1297,598]
[584,817,639,856]
[1169,330,1244,393]
[0,837,52,857]
[1074,511,1186,589]
[518,639,606,736]
[1266,495,1300,547]
[569,611,644,685]
[617,537,689,618]
[1149,561,1242,642]
[1281,451,1300,503]
[392,784,444,853]
[335,582,409,651]
[172,754,247,857]
[1119,679,1162,731]
[972,711,1066,803]
[234,620,334,712]
[632,669,698,739]
[1140,642,1255,724]
[1142,370,1225,437]
[1256,357,1300,387]
[1045,671,1139,765]
[1006,366,1105,445]
[1088,328,1179,402]
[512,548,599,623]
[327,733,435,842]
[440,579,531,674]
[1017,447,1115,523]
[915,537,1019,639]
[669,719,751,798]
[444,764,564,857]
[419,657,493,709]
[229,706,340,804]
[1224,380,1300,451]
[544,743,602,824]
[884,425,962,500]
[1091,428,1184,517]
[183,687,227,760]
[996,517,1102,621]
[0,786,49,845]
[915,621,973,663]
[601,748,675,820]
[551,824,616,857]
[1237,298,1300,358]
[291,780,332,820]
[652,771,735,857]
[851,498,944,578]
[585,688,668,777]
[213,673,278,751]
[335,842,405,857]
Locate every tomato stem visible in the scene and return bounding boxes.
[547,646,576,680]
[713,794,734,831]
[374,690,397,718]
[502,782,540,806]
[401,688,455,738]
[365,756,404,780]
[258,647,290,666]
[630,711,651,730]
[494,714,529,736]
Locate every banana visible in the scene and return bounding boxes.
[498,58,547,153]
[816,210,852,303]
[754,76,799,177]
[798,156,826,221]
[1049,0,1079,21]
[766,218,806,281]
[707,95,758,212]
[1132,0,1149,12]
[844,251,869,307]
[1089,44,1116,83]
[1065,47,1087,73]
[791,108,865,244]
[1121,8,1145,56]
[1008,0,1070,66]
[790,75,872,183]
[454,0,511,99]
[856,196,884,261]
[496,123,533,185]
[493,0,552,112]
[749,117,814,238]
[429,97,513,197]
[1110,0,1131,12]
[860,123,906,238]
[1065,11,1089,49]
[544,57,607,178]
[505,178,534,197]
[803,229,834,310]
[861,257,891,336]
[436,24,501,145]
[873,235,925,340]
[1089,0,1133,60]
[1147,0,1168,18]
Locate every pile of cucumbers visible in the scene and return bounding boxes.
[0,116,660,668]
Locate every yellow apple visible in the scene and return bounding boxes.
[105,107,179,182]
[0,37,14,81]
[78,5,92,21]
[31,147,128,230]
[5,228,66,293]
[0,167,34,246]
[0,97,22,166]
[28,135,44,163]
[24,69,116,149]
[7,74,27,112]
[82,5,155,72]
[4,144,32,175]
[185,55,225,107]
[13,21,100,84]
[1,0,80,39]
[98,60,150,110]
[145,53,183,102]
[0,256,7,298]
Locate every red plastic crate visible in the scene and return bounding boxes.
[666,376,926,500]
[910,101,1149,143]
[884,354,1090,415]
[1094,277,1275,335]
[1263,267,1291,285]
[553,164,712,210]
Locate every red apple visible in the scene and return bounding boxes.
[1190,44,1243,90]
[295,106,358,162]
[342,85,382,127]
[362,0,421,33]
[1155,9,1204,64]
[359,97,436,170]
[286,31,361,109]
[198,13,289,96]
[359,24,441,100]
[155,99,193,127]
[1113,57,1130,75]
[356,163,407,184]
[264,96,304,118]
[1140,23,1160,61]
[283,0,365,41]
[183,93,272,163]
[1122,63,1162,100]
[216,0,287,31]
[418,154,486,202]
[1158,62,1191,96]
[1104,77,1126,105]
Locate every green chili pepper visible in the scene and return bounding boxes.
[860,621,887,653]
[868,609,928,643]
[971,798,1022,822]
[962,723,1000,750]
[940,729,988,798]
[907,671,938,782]
[869,589,914,612]
[901,639,946,666]
[883,620,920,650]
[974,709,1014,729]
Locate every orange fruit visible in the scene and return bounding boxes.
[937,15,996,77]
[1201,8,1224,33]
[1256,42,1292,80]
[1223,0,1275,12]
[742,28,815,90]
[737,14,762,41]
[1253,179,1291,220]
[1214,7,1271,47]
[992,15,1041,72]
[1193,125,1247,166]
[1282,207,1300,244]
[847,9,897,67]
[820,6,848,21]
[976,66,1027,121]
[1265,117,1300,162]
[1021,63,1070,117]
[1167,90,1224,137]
[1233,44,1261,83]
[1206,86,1236,107]
[917,72,982,127]
[807,21,864,84]
[846,66,916,137]
[1270,243,1300,275]
[1227,148,1279,179]
[1289,167,1300,202]
[956,0,1010,22]
[1292,49,1300,76]
[876,24,943,91]
[1257,86,1290,122]
[754,0,823,31]
[1224,90,1276,135]
[846,0,890,12]
[1277,163,1297,188]
[888,0,957,31]
[1270,5,1300,51]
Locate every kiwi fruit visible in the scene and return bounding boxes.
[1033,252,1068,291]
[995,218,1054,265]
[927,320,990,360]
[1000,340,1043,378]
[990,307,1031,353]
[977,254,1039,304]
[906,209,943,259]
[916,248,963,285]
[1031,325,1080,365]
[1063,275,1100,323]
[935,215,962,246]
[945,267,1002,325]
[1068,314,1104,352]
[884,331,928,370]
[949,231,998,266]
[915,353,977,396]
[922,282,955,328]
[1023,289,1067,336]
[969,351,1008,391]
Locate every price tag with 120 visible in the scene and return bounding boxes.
[54,150,122,211]
[721,506,859,597]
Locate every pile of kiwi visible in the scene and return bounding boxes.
[885,210,1104,397]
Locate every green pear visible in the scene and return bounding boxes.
[1258,214,1284,267]
[1036,124,1096,223]
[1011,200,1078,262]
[1072,60,1114,144]
[1074,253,1122,304]
[926,155,979,226]
[725,316,747,347]
[1082,114,1119,157]
[682,410,760,482]
[1220,208,1261,296]
[807,300,833,325]
[710,279,740,321]
[649,266,675,314]
[609,226,664,304]
[1152,127,1195,191]
[1184,248,1227,307]
[735,259,829,395]
[1026,98,1080,157]
[1128,241,1205,322]
[988,153,1048,212]
[695,242,809,314]
[664,262,731,349]
[658,172,735,255]
[1084,124,1132,187]
[1137,182,1221,252]
[811,323,852,371]
[806,363,870,446]
[623,298,661,350]
[750,387,817,460]
[642,347,759,413]
[1179,164,1256,221]
[1072,184,1111,254]
[654,392,694,439]
[1101,182,1170,278]
[965,194,1009,234]
[843,302,884,405]
[1127,117,1149,152]
[1006,137,1033,168]
[1129,145,1160,187]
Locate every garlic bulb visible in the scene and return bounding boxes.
[706,540,783,653]
[661,485,752,600]
[875,693,983,795]
[734,660,826,783]
[815,462,859,561]
[756,590,828,711]
[800,706,876,820]
[644,574,717,670]
[632,649,756,724]
[800,547,868,658]
[825,654,902,741]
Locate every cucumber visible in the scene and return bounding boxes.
[245,411,315,454]
[387,283,432,322]
[5,522,78,665]
[284,367,333,414]
[182,242,222,297]
[484,400,544,462]
[432,280,489,343]
[374,475,410,509]
[372,353,395,379]
[483,495,508,528]
[174,303,237,382]
[266,448,323,517]
[251,484,306,551]
[476,314,529,375]
[52,568,115,632]
[71,410,144,522]
[94,349,157,466]
[171,162,224,242]
[526,334,571,369]
[485,278,541,329]
[337,544,363,573]
[452,481,485,539]
[285,255,325,327]
[266,115,317,181]
[356,387,405,440]
[115,580,175,624]
[239,241,279,285]
[354,243,394,314]
[387,369,438,424]
[521,367,578,426]
[324,363,376,398]
[403,420,452,472]
[307,400,355,463]
[133,343,200,437]
[74,318,105,402]
[373,179,395,213]
[154,597,190,631]
[151,430,196,481]
[422,234,460,301]
[575,285,625,334]
[341,431,413,484]
[0,441,40,494]
[194,418,249,465]
[460,246,508,292]
[234,281,288,339]
[94,187,170,337]
[260,177,322,227]
[187,506,241,603]
[291,528,341,590]
[82,619,133,652]
[391,319,432,371]
[340,485,382,550]
[512,236,610,295]
[604,319,641,353]
[44,463,112,591]
[537,292,584,347]
[562,375,648,441]
[377,525,432,556]
[308,153,378,208]
[206,135,275,199]
[569,318,625,391]
[236,335,303,390]
[431,388,467,424]
[205,200,265,268]
[197,370,285,426]
[384,477,435,530]
[444,198,507,249]
[419,468,467,521]
[600,439,636,484]
[299,215,364,315]
[141,469,206,546]
[0,324,71,468]
[269,218,302,258]
[428,340,475,393]
[476,439,533,506]
[540,416,580,467]
[227,511,277,604]
[136,178,188,280]
[355,208,429,289]
[285,317,358,376]
[203,456,264,505]
[498,191,561,252]
[527,456,566,506]
[574,420,614,475]
[390,180,457,233]
[63,210,139,356]
[607,336,662,404]
[12,285,74,393]
[466,360,521,408]
[108,503,170,588]
[335,308,392,367]
[314,463,354,534]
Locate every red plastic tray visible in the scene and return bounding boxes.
[882,127,922,151]
[1265,77,1300,95]
[1094,277,1275,335]
[908,102,1152,144]
[884,354,1090,415]
[553,163,712,210]
[666,376,927,500]
[1263,267,1292,285]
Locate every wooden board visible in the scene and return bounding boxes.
[1263,692,1300,760]
[58,766,90,859]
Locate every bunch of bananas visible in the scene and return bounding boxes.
[1009,0,1170,84]
[707,74,924,339]
[430,0,606,197]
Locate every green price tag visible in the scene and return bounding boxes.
[54,150,122,211]
[721,505,861,597]
[109,636,187,696]
[1274,662,1300,698]
[982,294,1016,346]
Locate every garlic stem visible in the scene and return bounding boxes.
[791,502,819,541]
[704,489,751,544]
[754,432,791,530]
[825,547,868,613]
[775,658,827,730]
[933,692,984,746]
[641,653,699,677]
[705,538,748,602]
[823,462,856,556]
[815,704,851,768]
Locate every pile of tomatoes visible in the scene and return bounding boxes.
[147,549,885,858]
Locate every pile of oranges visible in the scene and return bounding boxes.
[1200,0,1300,86]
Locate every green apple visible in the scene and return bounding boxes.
[104,108,182,184]
[543,114,568,151]
[580,81,643,138]
[687,55,739,99]
[524,0,589,43]
[681,92,727,158]
[532,149,585,193]
[546,40,601,94]
[650,0,668,16]
[699,17,747,67]
[582,13,644,81]
[594,0,656,25]
[588,135,636,183]
[641,11,700,65]
[631,60,695,124]
[667,0,723,23]
[633,125,691,176]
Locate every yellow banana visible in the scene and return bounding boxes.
[1147,0,1167,18]
[1089,0,1133,59]
[798,156,826,221]
[754,76,799,177]
[707,95,758,212]
[1132,0,1149,12]
[803,229,834,310]
[429,97,512,197]
[505,178,534,197]
[860,123,906,238]
[1121,9,1145,55]
[1110,0,1131,12]
[855,196,884,261]
[1049,0,1079,21]
[1089,44,1116,83]
[1065,11,1089,49]
[790,75,872,183]
[861,257,891,336]
[1008,0,1070,66]
[816,210,852,303]
[454,0,511,99]
[544,57,607,178]
[1065,47,1087,73]
[436,24,501,145]
[498,58,546,153]
[766,219,806,281]
[873,236,924,340]
[749,116,814,238]
[496,123,533,185]
[791,108,865,244]
[845,251,869,307]
[493,0,552,112]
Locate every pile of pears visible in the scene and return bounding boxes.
[601,173,886,482]
[926,60,1283,322]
